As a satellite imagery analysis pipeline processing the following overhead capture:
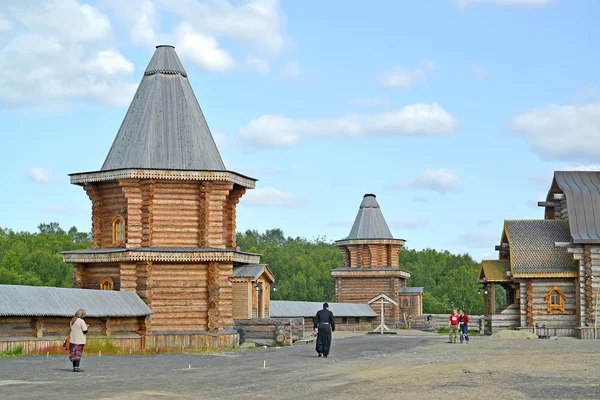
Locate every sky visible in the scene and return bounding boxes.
[1,0,599,261]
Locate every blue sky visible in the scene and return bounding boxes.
[1,0,599,261]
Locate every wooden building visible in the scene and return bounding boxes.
[231,265,275,319]
[0,285,152,353]
[331,194,421,322]
[60,45,266,349]
[479,171,600,339]
[270,300,377,331]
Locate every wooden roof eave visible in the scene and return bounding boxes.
[69,168,257,189]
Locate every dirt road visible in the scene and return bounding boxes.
[1,332,599,399]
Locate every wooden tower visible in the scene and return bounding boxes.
[332,194,409,322]
[62,45,260,347]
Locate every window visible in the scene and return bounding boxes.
[112,215,126,244]
[100,277,114,291]
[545,286,566,313]
[402,298,409,308]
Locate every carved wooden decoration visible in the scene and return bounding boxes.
[100,277,114,291]
[584,246,594,323]
[207,262,221,332]
[527,279,534,327]
[545,286,567,313]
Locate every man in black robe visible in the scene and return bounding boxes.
[314,303,335,357]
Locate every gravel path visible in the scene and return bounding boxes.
[1,332,599,399]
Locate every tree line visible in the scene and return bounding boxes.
[0,224,501,315]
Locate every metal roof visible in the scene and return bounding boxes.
[232,264,274,282]
[270,301,377,318]
[398,287,424,294]
[0,285,152,317]
[552,171,600,244]
[503,220,578,277]
[344,194,394,240]
[101,45,226,172]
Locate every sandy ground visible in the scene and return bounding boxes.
[1,331,600,399]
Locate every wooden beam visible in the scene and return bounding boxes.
[553,193,565,200]
[538,201,557,207]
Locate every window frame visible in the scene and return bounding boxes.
[545,286,566,313]
[111,215,126,245]
[100,277,114,291]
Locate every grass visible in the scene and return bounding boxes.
[0,346,23,357]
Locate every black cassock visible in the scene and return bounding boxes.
[314,308,335,356]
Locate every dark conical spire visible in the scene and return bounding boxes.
[346,194,394,240]
[101,45,226,172]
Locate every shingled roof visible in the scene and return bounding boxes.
[551,171,600,244]
[503,220,578,277]
[479,260,511,283]
[0,285,152,317]
[101,45,226,172]
[344,194,394,240]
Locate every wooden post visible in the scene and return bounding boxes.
[380,299,384,334]
[483,285,489,333]
[31,318,43,338]
[490,284,496,315]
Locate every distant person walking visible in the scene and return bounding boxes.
[448,309,460,343]
[69,308,89,372]
[314,303,335,357]
[459,310,470,344]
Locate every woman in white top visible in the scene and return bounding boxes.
[69,309,89,372]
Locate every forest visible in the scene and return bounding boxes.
[0,224,503,315]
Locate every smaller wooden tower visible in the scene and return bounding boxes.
[332,194,409,322]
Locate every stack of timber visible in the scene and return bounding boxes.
[234,318,300,347]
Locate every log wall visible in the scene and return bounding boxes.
[85,180,245,250]
[336,277,400,322]
[0,316,144,339]
[77,264,120,290]
[518,278,578,328]
[232,281,251,319]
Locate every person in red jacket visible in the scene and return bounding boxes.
[459,310,470,343]
[448,309,460,343]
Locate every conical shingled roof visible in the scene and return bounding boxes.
[101,45,226,171]
[346,194,394,240]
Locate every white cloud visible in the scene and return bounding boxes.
[393,169,462,193]
[29,167,52,184]
[84,50,134,76]
[101,0,157,45]
[240,103,457,148]
[379,61,435,89]
[246,55,270,74]
[280,61,300,78]
[154,0,286,53]
[569,163,600,171]
[471,64,489,80]
[390,219,428,229]
[453,231,498,249]
[411,196,430,203]
[213,132,230,149]
[508,103,600,162]
[0,1,137,108]
[174,22,235,72]
[10,0,112,42]
[0,12,13,31]
[456,0,551,6]
[240,187,302,207]
[351,97,392,108]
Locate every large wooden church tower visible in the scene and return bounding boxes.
[332,194,409,322]
[62,45,261,346]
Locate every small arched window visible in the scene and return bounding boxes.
[545,286,566,313]
[112,215,126,245]
[100,277,114,291]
